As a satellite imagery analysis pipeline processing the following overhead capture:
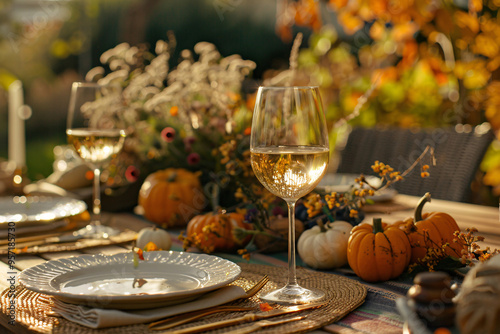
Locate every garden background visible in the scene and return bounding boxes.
[1,0,500,206]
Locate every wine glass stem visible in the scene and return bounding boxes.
[286,200,298,288]
[92,167,102,226]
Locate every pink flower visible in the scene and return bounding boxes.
[187,152,201,165]
[125,165,140,182]
[161,127,176,142]
[183,136,196,152]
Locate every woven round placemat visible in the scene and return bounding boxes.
[0,263,366,333]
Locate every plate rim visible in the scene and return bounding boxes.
[317,173,382,189]
[19,250,241,305]
[0,195,87,225]
[317,173,398,201]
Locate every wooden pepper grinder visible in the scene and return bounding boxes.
[407,271,457,328]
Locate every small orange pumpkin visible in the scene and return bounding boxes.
[138,168,206,227]
[394,192,466,263]
[347,218,411,282]
[186,211,253,252]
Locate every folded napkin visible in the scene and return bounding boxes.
[50,285,247,329]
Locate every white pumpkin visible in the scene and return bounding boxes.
[136,226,172,250]
[297,220,353,269]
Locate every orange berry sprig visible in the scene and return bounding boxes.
[421,164,430,178]
[368,145,434,192]
[453,228,499,265]
[408,241,451,273]
[406,226,499,274]
[304,146,435,222]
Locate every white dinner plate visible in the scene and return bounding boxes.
[19,251,241,309]
[317,173,397,202]
[0,196,87,228]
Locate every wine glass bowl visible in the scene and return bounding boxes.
[250,86,329,304]
[66,82,127,239]
[66,128,127,169]
[250,146,329,201]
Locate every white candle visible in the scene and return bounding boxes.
[8,80,26,168]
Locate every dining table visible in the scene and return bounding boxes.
[0,192,499,334]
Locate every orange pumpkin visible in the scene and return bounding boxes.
[186,211,253,252]
[138,168,206,227]
[347,218,411,282]
[394,193,465,264]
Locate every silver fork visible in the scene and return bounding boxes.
[149,275,270,331]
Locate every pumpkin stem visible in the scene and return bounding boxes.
[317,219,327,233]
[167,171,177,182]
[372,218,384,234]
[415,192,431,222]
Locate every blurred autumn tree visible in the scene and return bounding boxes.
[273,0,500,197]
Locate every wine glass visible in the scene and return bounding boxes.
[250,86,329,304]
[66,82,127,238]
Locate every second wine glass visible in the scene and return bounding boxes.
[250,86,330,304]
[66,82,127,239]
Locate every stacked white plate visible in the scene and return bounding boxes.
[0,196,87,237]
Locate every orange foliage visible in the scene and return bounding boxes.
[274,0,500,193]
[275,0,500,128]
[337,11,364,35]
[292,0,322,31]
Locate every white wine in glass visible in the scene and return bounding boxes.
[250,86,330,304]
[66,82,127,239]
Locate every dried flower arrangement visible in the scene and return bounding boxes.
[82,33,298,253]
[82,34,260,208]
[402,225,500,277]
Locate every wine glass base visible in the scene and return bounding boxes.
[74,224,121,239]
[260,284,325,305]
